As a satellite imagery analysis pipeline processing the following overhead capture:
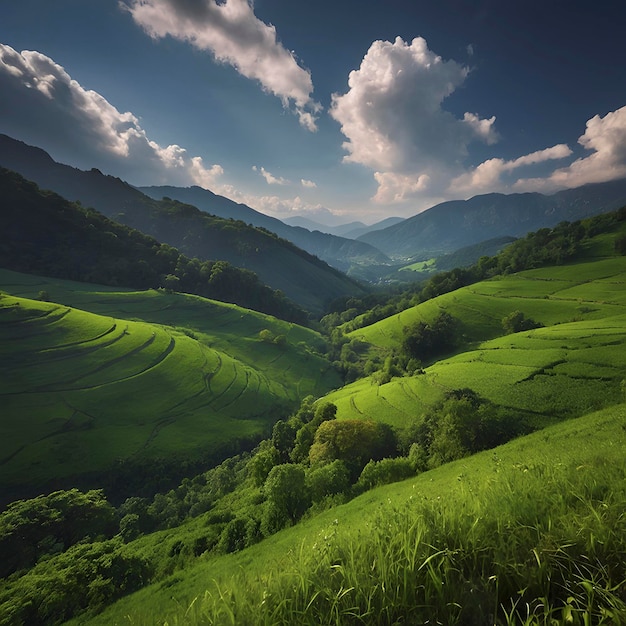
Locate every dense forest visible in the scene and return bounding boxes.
[0,168,308,324]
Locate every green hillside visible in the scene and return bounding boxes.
[3,211,626,625]
[324,254,626,430]
[70,402,626,625]
[0,282,340,504]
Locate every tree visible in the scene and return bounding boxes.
[248,442,280,487]
[306,460,350,503]
[402,312,459,362]
[262,464,310,533]
[357,457,414,491]
[0,489,117,577]
[272,419,296,463]
[502,310,543,334]
[162,273,180,292]
[309,419,396,480]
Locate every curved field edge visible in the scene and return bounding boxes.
[324,254,626,429]
[349,256,626,351]
[0,293,339,498]
[75,402,626,626]
[0,268,339,399]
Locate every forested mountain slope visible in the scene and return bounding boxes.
[140,185,391,271]
[0,168,307,323]
[358,179,626,259]
[0,135,367,313]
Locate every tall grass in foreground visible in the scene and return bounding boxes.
[137,456,626,625]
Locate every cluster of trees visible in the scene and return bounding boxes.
[0,168,308,324]
[502,310,543,334]
[0,385,532,625]
[398,389,530,470]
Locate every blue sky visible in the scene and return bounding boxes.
[2,0,626,224]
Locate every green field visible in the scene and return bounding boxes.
[325,255,626,429]
[72,402,626,625]
[0,273,341,499]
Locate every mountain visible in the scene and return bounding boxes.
[0,168,309,323]
[0,135,367,313]
[339,216,406,239]
[281,215,355,233]
[358,182,626,259]
[140,185,391,270]
[281,216,406,240]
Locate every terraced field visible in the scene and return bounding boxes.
[0,283,340,500]
[326,255,626,429]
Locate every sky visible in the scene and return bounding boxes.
[2,0,626,225]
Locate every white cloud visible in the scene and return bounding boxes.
[450,144,572,195]
[253,165,288,185]
[301,178,317,188]
[330,36,498,204]
[373,172,430,204]
[122,0,321,130]
[0,44,225,188]
[514,106,626,192]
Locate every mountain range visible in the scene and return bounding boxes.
[139,184,391,272]
[281,215,405,239]
[359,182,626,259]
[3,132,626,284]
[0,135,366,313]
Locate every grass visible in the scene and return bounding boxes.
[324,253,626,430]
[73,402,626,625]
[0,285,340,499]
[350,256,626,351]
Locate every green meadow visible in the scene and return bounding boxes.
[3,215,626,625]
[0,274,340,499]
[324,254,626,430]
[73,402,626,625]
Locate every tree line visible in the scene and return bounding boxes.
[0,168,308,324]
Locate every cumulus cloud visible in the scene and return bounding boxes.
[450,144,572,195]
[0,43,224,187]
[330,36,498,204]
[514,106,626,192]
[122,0,321,130]
[301,178,317,188]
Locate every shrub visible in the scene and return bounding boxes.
[357,457,415,491]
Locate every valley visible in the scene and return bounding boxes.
[1,156,626,625]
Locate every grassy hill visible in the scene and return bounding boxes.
[3,205,626,624]
[323,251,626,431]
[0,274,340,504]
[68,401,626,625]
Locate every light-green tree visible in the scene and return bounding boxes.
[262,464,309,534]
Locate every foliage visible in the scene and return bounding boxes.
[356,457,415,491]
[502,309,544,334]
[306,460,351,503]
[309,419,397,479]
[399,389,530,469]
[401,310,459,362]
[0,489,116,577]
[0,539,151,626]
[115,405,626,626]
[262,464,310,533]
[0,168,308,323]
